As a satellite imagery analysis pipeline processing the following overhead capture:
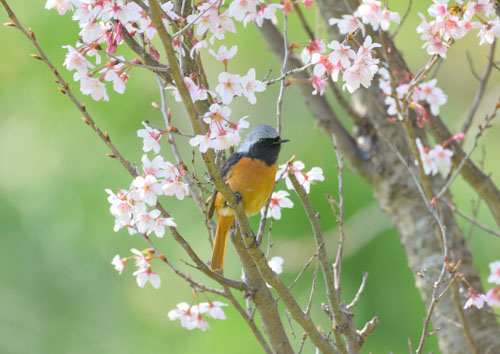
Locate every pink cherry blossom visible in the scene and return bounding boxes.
[62,45,94,73]
[133,267,161,289]
[466,0,496,18]
[79,21,105,44]
[137,122,162,154]
[132,175,163,206]
[302,167,325,193]
[328,41,356,69]
[162,178,189,200]
[354,0,382,30]
[111,254,126,275]
[45,0,73,15]
[209,45,238,62]
[486,287,500,307]
[135,209,161,234]
[240,68,266,104]
[142,155,177,179]
[262,190,294,220]
[311,75,327,95]
[464,289,487,309]
[198,301,228,320]
[416,138,438,176]
[418,79,447,115]
[428,0,448,20]
[301,39,326,64]
[189,133,211,153]
[153,216,176,238]
[329,15,365,36]
[477,18,500,45]
[216,72,242,104]
[168,302,198,330]
[76,73,109,101]
[488,261,500,285]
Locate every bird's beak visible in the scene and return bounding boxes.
[277,138,290,144]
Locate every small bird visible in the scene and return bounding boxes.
[208,124,289,271]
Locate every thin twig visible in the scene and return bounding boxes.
[276,13,289,135]
[288,252,317,291]
[435,103,498,201]
[391,0,412,38]
[443,198,500,237]
[346,272,368,310]
[223,287,272,354]
[461,40,496,136]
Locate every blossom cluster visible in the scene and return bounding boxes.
[301,0,400,95]
[106,122,187,237]
[189,103,250,153]
[112,248,161,289]
[378,67,448,127]
[417,0,500,58]
[168,301,228,331]
[46,0,273,105]
[277,160,325,193]
[464,260,500,309]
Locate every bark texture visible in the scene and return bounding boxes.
[259,3,500,350]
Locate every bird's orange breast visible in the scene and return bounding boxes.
[215,157,277,217]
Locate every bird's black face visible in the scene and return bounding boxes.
[245,136,289,166]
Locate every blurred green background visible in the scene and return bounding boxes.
[1,2,499,353]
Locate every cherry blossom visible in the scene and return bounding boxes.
[486,287,500,307]
[153,216,176,238]
[168,302,198,330]
[301,39,326,64]
[111,254,126,275]
[416,138,439,176]
[189,133,211,153]
[328,41,356,69]
[488,260,500,285]
[311,75,327,95]
[142,154,178,179]
[75,73,109,101]
[329,15,365,36]
[240,68,266,104]
[135,209,162,234]
[45,0,73,15]
[162,178,189,200]
[418,78,447,115]
[79,21,105,44]
[269,256,284,274]
[132,175,163,206]
[477,18,500,45]
[463,289,487,309]
[198,301,228,320]
[216,72,243,104]
[133,267,161,289]
[62,45,94,73]
[137,122,162,154]
[301,167,325,193]
[209,45,238,62]
[262,190,294,220]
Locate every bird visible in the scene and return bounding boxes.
[208,124,289,271]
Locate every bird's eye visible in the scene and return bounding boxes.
[258,138,266,145]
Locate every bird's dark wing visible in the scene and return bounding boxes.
[207,152,243,220]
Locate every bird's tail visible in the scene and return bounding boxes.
[211,215,234,271]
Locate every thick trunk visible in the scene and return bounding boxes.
[259,11,500,351]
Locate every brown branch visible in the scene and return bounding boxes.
[443,198,500,238]
[288,173,362,353]
[223,287,272,354]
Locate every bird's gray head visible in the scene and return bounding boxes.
[237,124,289,165]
